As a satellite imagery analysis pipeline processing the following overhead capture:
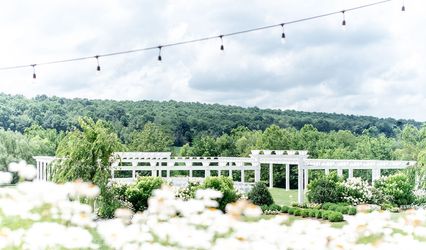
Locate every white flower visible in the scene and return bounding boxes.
[0,171,13,184]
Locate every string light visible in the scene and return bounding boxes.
[31,64,36,79]
[158,46,162,61]
[280,23,286,44]
[0,0,396,80]
[341,11,347,26]
[95,55,101,71]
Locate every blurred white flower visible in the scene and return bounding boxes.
[0,171,13,184]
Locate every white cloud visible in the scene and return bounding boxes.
[0,0,425,121]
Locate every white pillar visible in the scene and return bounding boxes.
[325,168,330,175]
[337,168,343,177]
[229,169,232,179]
[254,162,261,183]
[285,164,290,191]
[269,163,273,188]
[241,170,245,183]
[151,161,157,177]
[372,169,381,182]
[36,161,40,180]
[132,162,137,180]
[297,161,304,204]
[304,169,309,189]
[348,169,354,178]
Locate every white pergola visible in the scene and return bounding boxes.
[34,150,416,204]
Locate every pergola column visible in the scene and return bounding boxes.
[348,169,354,178]
[254,162,261,182]
[151,161,157,177]
[337,168,343,177]
[304,169,309,189]
[269,163,273,188]
[285,164,290,190]
[297,161,304,204]
[372,169,381,182]
[132,162,137,179]
[325,168,330,175]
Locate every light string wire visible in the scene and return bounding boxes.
[0,0,397,73]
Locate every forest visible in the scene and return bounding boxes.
[1,92,426,188]
[0,93,421,146]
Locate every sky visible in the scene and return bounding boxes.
[0,0,425,121]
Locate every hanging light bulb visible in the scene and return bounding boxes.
[341,11,347,27]
[158,46,162,61]
[95,56,101,71]
[31,64,36,79]
[402,0,406,11]
[219,35,224,51]
[280,23,286,44]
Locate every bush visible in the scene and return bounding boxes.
[268,204,281,211]
[294,208,302,216]
[176,180,202,200]
[347,207,357,215]
[97,183,129,218]
[327,211,344,222]
[373,173,415,206]
[288,208,295,215]
[315,210,323,219]
[247,182,274,206]
[260,205,269,212]
[321,211,330,220]
[301,209,310,218]
[342,177,374,205]
[308,209,317,217]
[281,206,290,213]
[125,177,164,212]
[201,176,240,211]
[307,173,344,204]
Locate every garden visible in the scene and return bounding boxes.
[2,160,426,249]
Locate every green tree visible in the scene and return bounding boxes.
[52,117,122,188]
[129,122,173,152]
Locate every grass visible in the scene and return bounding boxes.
[269,188,302,206]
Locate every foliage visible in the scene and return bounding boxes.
[247,182,274,206]
[97,182,130,218]
[321,203,357,215]
[200,176,240,211]
[342,177,374,205]
[307,173,344,204]
[128,122,173,152]
[373,173,415,206]
[51,117,122,188]
[176,180,202,200]
[125,176,164,212]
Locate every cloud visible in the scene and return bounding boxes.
[0,0,425,121]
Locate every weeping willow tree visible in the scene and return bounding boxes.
[51,117,123,188]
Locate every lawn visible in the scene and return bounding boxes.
[269,188,301,206]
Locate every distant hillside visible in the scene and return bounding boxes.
[0,93,422,145]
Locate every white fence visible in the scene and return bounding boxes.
[35,150,417,204]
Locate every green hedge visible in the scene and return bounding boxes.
[264,204,345,222]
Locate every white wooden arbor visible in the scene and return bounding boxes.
[34,150,416,204]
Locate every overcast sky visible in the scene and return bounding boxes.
[0,0,425,121]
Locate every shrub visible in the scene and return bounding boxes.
[294,208,302,216]
[260,205,269,212]
[321,211,331,220]
[268,204,281,211]
[307,173,344,204]
[414,189,426,205]
[97,182,129,218]
[176,180,202,200]
[342,177,374,205]
[309,209,317,217]
[247,182,274,206]
[373,173,415,206]
[125,177,164,212]
[328,211,344,222]
[315,210,323,219]
[288,208,295,215]
[281,206,290,213]
[347,207,357,215]
[301,209,310,218]
[201,176,240,211]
